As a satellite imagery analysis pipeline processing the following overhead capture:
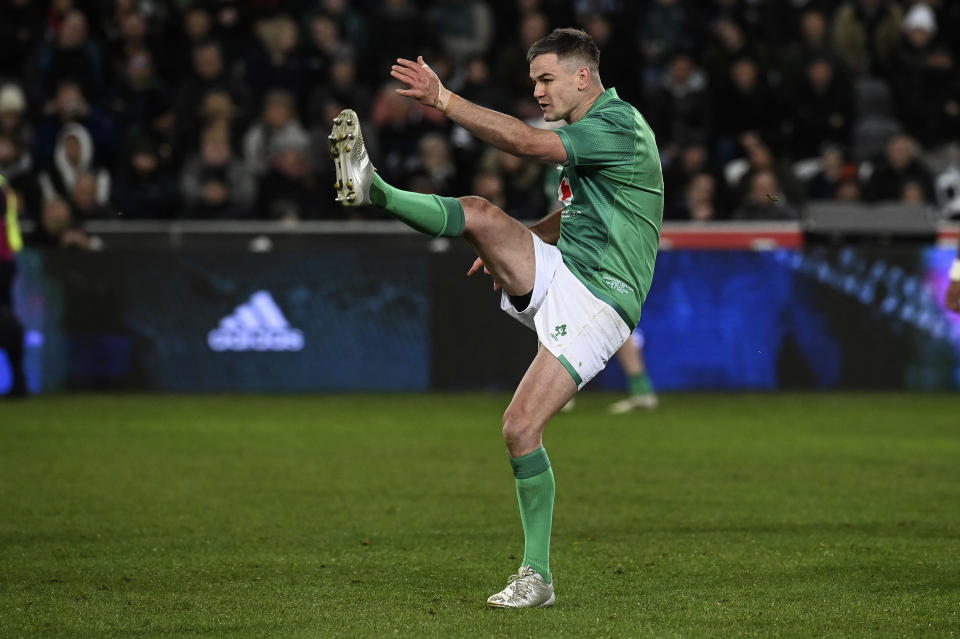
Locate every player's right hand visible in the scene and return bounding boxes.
[946,280,960,313]
[391,56,451,111]
[468,257,501,291]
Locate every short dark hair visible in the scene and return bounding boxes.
[526,28,600,71]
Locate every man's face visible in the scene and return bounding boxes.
[529,53,584,123]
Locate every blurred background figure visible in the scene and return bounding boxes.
[862,133,935,203]
[608,328,659,414]
[831,0,903,76]
[180,124,255,219]
[0,175,26,397]
[111,135,180,219]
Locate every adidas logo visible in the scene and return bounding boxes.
[207,290,304,352]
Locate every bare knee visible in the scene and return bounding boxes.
[502,402,543,456]
[459,195,501,237]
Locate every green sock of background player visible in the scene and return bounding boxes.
[510,447,554,583]
[370,174,465,237]
[627,372,654,396]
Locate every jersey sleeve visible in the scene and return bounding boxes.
[555,106,638,167]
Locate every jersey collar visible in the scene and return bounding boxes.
[585,87,618,116]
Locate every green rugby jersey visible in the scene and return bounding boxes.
[554,87,663,327]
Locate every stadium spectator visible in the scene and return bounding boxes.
[647,52,712,162]
[831,0,903,76]
[406,133,459,195]
[784,56,854,160]
[637,0,693,92]
[732,169,799,220]
[104,49,172,143]
[33,80,119,172]
[479,149,549,220]
[111,135,180,219]
[38,123,111,207]
[302,9,355,98]
[0,0,45,79]
[470,169,507,210]
[678,172,721,222]
[180,123,255,219]
[102,8,160,85]
[69,171,111,220]
[307,56,373,127]
[428,0,494,64]
[0,134,41,220]
[369,81,446,185]
[805,144,861,200]
[170,4,215,81]
[370,0,433,70]
[580,13,639,104]
[889,3,960,149]
[458,57,511,114]
[175,40,250,150]
[493,11,549,104]
[254,125,315,221]
[26,9,104,104]
[243,90,310,178]
[663,143,731,219]
[735,133,806,204]
[712,57,780,162]
[32,196,90,249]
[318,0,370,60]
[701,15,772,89]
[244,14,304,107]
[862,133,936,203]
[0,84,34,159]
[779,8,846,93]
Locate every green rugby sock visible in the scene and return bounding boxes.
[510,447,554,583]
[627,372,653,396]
[370,174,465,237]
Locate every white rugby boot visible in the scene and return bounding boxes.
[608,392,659,414]
[486,566,555,608]
[329,108,374,206]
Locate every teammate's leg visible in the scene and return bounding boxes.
[487,348,575,608]
[609,332,658,413]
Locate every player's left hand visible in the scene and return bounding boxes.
[467,257,501,291]
[946,280,960,313]
[391,56,451,111]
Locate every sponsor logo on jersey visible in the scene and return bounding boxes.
[558,177,573,206]
[208,290,304,352]
[603,275,635,295]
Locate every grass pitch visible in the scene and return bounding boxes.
[1,393,958,638]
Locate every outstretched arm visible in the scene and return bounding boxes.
[391,57,567,165]
[947,236,960,313]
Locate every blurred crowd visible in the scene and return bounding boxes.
[2,0,960,247]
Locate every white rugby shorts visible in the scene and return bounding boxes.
[500,233,631,389]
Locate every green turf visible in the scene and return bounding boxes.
[1,393,958,638]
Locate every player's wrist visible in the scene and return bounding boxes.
[949,259,960,282]
[434,86,454,113]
